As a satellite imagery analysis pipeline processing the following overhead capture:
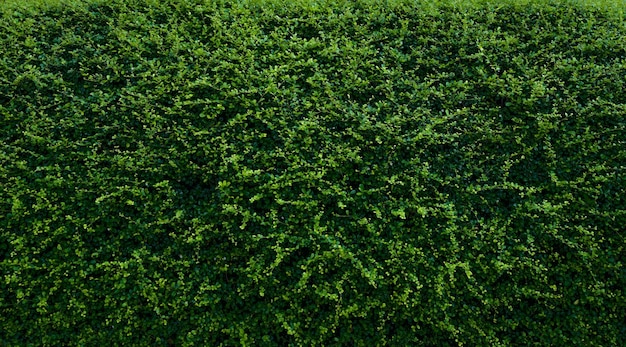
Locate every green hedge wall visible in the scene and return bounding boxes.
[1,0,625,345]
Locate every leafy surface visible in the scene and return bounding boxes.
[1,0,625,345]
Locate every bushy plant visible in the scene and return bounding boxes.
[1,0,624,345]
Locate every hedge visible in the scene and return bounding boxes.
[1,0,625,345]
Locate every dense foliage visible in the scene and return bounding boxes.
[1,0,625,345]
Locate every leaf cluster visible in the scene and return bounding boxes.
[1,0,625,345]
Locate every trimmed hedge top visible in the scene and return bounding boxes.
[1,0,625,345]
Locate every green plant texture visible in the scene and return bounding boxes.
[1,0,625,345]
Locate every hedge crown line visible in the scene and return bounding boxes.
[1,0,625,345]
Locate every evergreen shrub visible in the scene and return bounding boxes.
[1,0,625,345]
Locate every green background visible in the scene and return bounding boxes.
[1,0,625,345]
